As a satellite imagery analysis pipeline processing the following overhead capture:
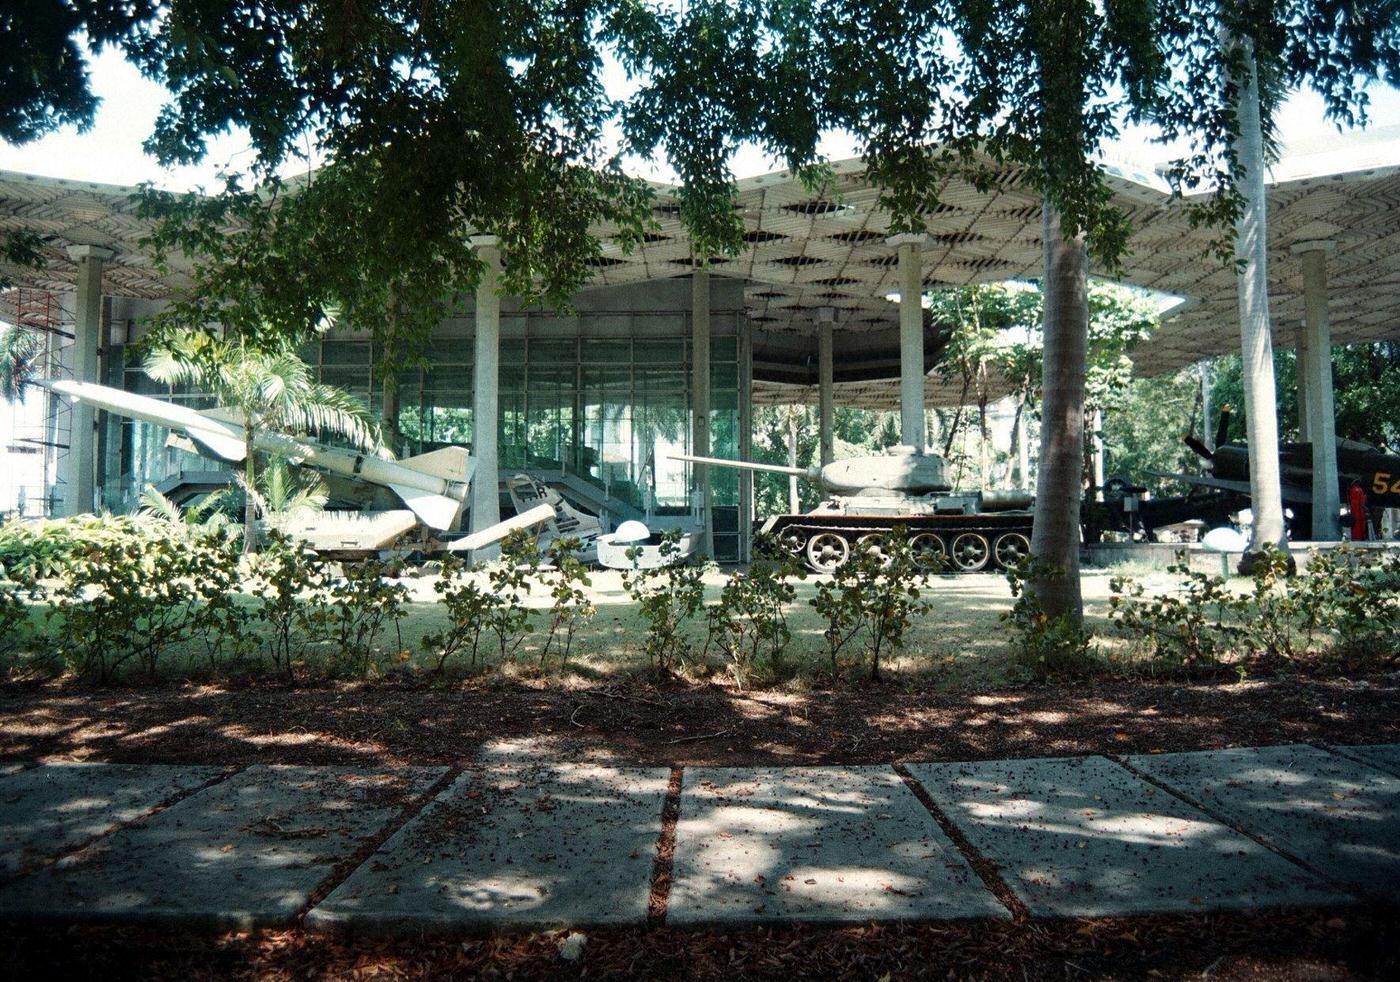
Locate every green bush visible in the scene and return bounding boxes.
[1002,558,1096,676]
[421,556,495,673]
[0,514,168,580]
[1108,545,1399,675]
[308,559,409,678]
[1299,547,1400,666]
[538,537,595,671]
[48,523,220,682]
[708,536,802,688]
[621,531,713,675]
[248,532,324,681]
[808,527,931,682]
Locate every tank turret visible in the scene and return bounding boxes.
[671,447,1035,573]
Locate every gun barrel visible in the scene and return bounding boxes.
[669,452,810,479]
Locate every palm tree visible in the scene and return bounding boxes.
[1029,202,1089,625]
[143,328,381,553]
[1229,38,1288,567]
[0,325,42,402]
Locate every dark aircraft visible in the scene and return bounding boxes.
[1155,409,1400,537]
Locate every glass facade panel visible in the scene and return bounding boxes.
[100,311,747,560]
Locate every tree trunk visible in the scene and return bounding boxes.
[242,423,258,555]
[382,371,401,457]
[1029,201,1088,622]
[1009,397,1024,488]
[1230,37,1288,565]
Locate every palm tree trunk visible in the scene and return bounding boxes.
[1009,397,1024,487]
[243,423,257,555]
[1029,200,1087,623]
[1230,36,1288,565]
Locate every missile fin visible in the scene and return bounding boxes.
[388,483,464,530]
[400,446,475,484]
[186,428,247,462]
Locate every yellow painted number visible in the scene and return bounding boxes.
[1374,472,1395,495]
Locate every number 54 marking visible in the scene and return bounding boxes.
[1373,472,1398,495]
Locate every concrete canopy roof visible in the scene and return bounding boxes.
[3,128,1398,409]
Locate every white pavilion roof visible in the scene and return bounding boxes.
[3,128,1398,409]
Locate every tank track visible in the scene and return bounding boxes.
[761,513,1035,574]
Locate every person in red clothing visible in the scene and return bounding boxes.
[1348,481,1369,541]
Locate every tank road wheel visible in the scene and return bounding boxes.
[856,533,893,568]
[910,533,946,572]
[993,532,1031,569]
[805,532,851,574]
[949,532,991,572]
[777,527,807,556]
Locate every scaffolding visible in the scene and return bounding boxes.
[3,289,75,518]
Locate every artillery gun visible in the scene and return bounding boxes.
[672,447,1034,573]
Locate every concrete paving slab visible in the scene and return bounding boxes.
[907,756,1345,918]
[306,763,668,934]
[1329,744,1400,779]
[0,765,444,928]
[667,766,1007,925]
[0,763,225,878]
[1127,744,1400,899]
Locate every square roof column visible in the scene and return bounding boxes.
[469,236,502,559]
[61,244,114,516]
[817,307,834,468]
[1292,239,1340,540]
[692,267,714,559]
[888,233,927,453]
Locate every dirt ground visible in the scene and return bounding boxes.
[2,668,1396,768]
[2,907,1395,981]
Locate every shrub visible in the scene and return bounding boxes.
[311,559,409,678]
[486,530,540,662]
[0,514,169,580]
[1300,547,1400,666]
[248,532,325,681]
[0,577,44,670]
[708,537,802,688]
[538,537,595,671]
[1002,558,1096,676]
[620,531,713,675]
[49,525,205,682]
[1109,560,1243,675]
[184,527,255,675]
[421,556,496,674]
[808,527,930,682]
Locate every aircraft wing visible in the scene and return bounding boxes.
[1152,472,1315,506]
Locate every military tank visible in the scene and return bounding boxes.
[672,447,1034,573]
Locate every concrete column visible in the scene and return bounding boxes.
[469,236,502,556]
[1294,322,1310,442]
[888,233,926,452]
[1293,240,1340,540]
[817,307,834,467]
[787,407,800,513]
[691,268,714,558]
[62,245,113,515]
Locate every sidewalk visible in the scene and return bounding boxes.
[0,744,1395,934]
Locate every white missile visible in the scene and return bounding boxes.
[444,503,558,553]
[40,379,473,530]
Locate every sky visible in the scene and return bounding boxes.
[2,45,1399,192]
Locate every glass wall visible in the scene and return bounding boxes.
[317,325,745,560]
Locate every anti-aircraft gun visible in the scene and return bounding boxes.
[672,446,1034,573]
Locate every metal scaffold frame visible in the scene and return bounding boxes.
[4,289,76,517]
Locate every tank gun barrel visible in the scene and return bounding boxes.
[669,452,816,481]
